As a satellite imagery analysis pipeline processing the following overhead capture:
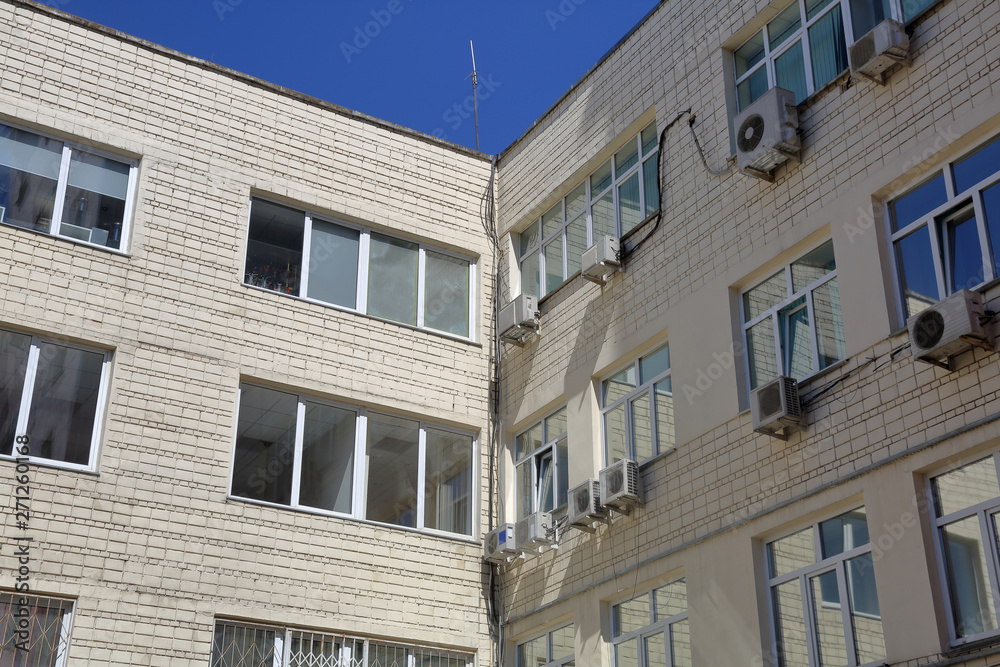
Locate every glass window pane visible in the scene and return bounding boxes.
[813,278,845,370]
[654,579,687,621]
[805,0,837,19]
[770,526,816,577]
[556,439,568,508]
[850,0,890,39]
[820,508,870,558]
[932,457,1000,516]
[809,5,849,91]
[0,124,62,235]
[369,643,410,667]
[424,428,472,535]
[811,571,849,667]
[244,199,304,296]
[0,329,30,456]
[26,342,104,466]
[768,2,802,48]
[735,31,766,78]
[605,403,627,464]
[654,379,674,453]
[943,515,998,637]
[544,236,564,294]
[941,202,985,292]
[60,151,130,249]
[644,632,667,667]
[641,123,658,156]
[903,0,936,20]
[847,554,886,664]
[782,299,813,379]
[631,394,653,462]
[566,183,587,220]
[744,270,787,321]
[424,251,470,336]
[538,449,554,513]
[517,460,533,520]
[619,173,642,236]
[306,219,359,308]
[368,234,418,325]
[954,136,1000,194]
[521,250,540,298]
[516,422,543,460]
[520,220,540,256]
[640,344,670,383]
[774,580,810,667]
[212,622,277,667]
[615,139,639,174]
[671,619,691,667]
[791,240,836,292]
[567,215,587,276]
[604,366,637,404]
[231,385,297,505]
[643,156,660,216]
[891,174,948,231]
[592,191,615,239]
[983,182,1000,281]
[299,401,356,514]
[518,635,548,666]
[894,227,939,318]
[541,202,562,240]
[366,414,420,527]
[747,318,778,390]
[775,40,808,104]
[738,67,770,112]
[615,637,639,667]
[545,408,568,440]
[614,593,650,636]
[591,159,613,194]
[552,625,574,660]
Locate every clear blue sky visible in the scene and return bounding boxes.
[39,0,658,154]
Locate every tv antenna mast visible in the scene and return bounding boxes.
[469,40,480,151]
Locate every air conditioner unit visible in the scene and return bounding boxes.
[498,293,539,345]
[566,479,608,531]
[908,290,995,370]
[750,376,805,439]
[599,459,641,512]
[581,236,622,285]
[733,87,800,181]
[483,523,517,562]
[849,19,910,84]
[514,511,555,552]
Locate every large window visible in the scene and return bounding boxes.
[765,507,886,667]
[0,328,110,470]
[928,454,1000,644]
[211,621,472,667]
[741,241,845,391]
[0,594,74,667]
[732,0,931,110]
[0,121,137,250]
[243,197,475,339]
[611,578,690,667]
[518,123,660,297]
[230,384,475,537]
[514,408,568,520]
[517,624,575,667]
[887,134,1000,320]
[601,343,673,465]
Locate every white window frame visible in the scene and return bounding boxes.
[886,134,1000,323]
[0,119,139,252]
[764,507,884,667]
[228,383,478,540]
[242,196,478,342]
[516,624,575,667]
[926,453,1000,646]
[0,593,75,667]
[610,578,689,667]
[600,342,673,466]
[739,240,844,392]
[2,329,111,472]
[732,0,911,111]
[518,122,659,298]
[514,407,568,520]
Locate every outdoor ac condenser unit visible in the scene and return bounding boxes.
[514,511,555,552]
[908,290,995,369]
[566,479,608,531]
[599,459,642,512]
[733,87,800,181]
[483,523,517,562]
[498,293,539,345]
[848,19,910,84]
[750,375,805,439]
[581,235,622,285]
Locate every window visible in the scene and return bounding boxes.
[211,621,473,667]
[601,343,673,465]
[0,121,137,250]
[765,507,886,667]
[611,578,690,667]
[733,0,916,109]
[230,384,475,537]
[887,135,1000,319]
[741,241,845,391]
[518,122,660,297]
[0,328,110,470]
[928,454,1000,644]
[243,197,475,338]
[0,594,74,667]
[514,408,568,520]
[517,624,575,667]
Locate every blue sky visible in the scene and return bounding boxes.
[40,0,658,154]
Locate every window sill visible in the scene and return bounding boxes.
[638,446,677,471]
[0,454,99,477]
[1,221,132,258]
[944,633,1000,658]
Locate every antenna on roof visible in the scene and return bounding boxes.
[470,40,480,152]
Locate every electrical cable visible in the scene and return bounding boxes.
[688,115,735,176]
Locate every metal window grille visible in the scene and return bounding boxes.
[0,594,74,667]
